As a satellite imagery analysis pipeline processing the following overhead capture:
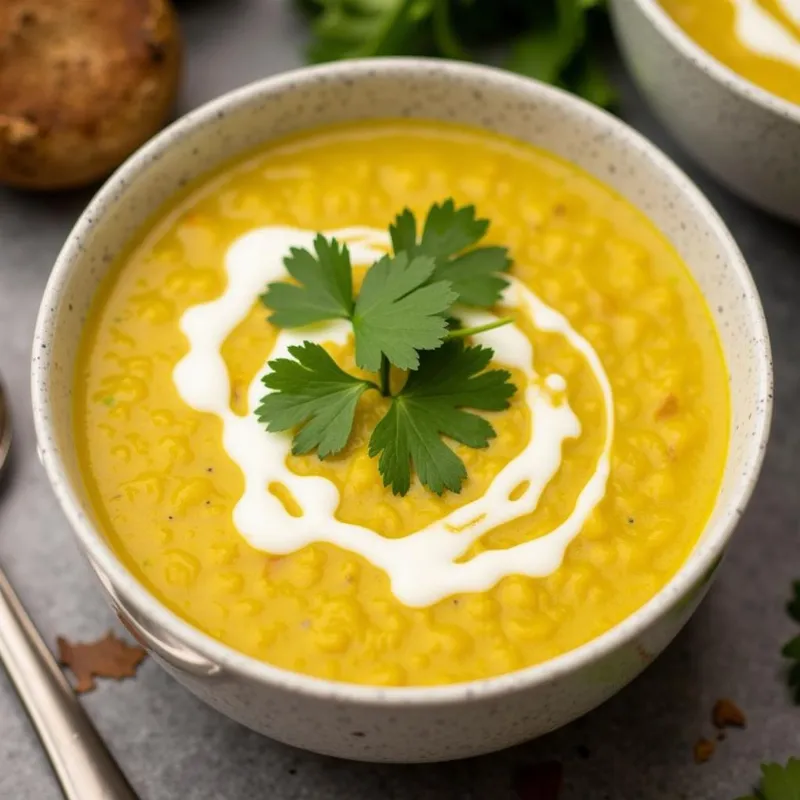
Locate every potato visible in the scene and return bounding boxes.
[0,0,181,190]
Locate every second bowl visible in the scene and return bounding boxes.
[611,0,800,222]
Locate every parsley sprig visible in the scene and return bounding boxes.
[351,252,456,372]
[260,235,354,327]
[739,758,800,800]
[258,200,517,495]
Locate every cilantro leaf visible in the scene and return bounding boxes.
[352,252,457,372]
[256,342,374,458]
[390,200,511,308]
[261,235,354,328]
[368,340,516,495]
[740,758,800,800]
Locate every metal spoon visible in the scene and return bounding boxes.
[0,380,139,799]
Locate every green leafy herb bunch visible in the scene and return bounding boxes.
[296,0,616,107]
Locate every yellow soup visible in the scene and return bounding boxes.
[660,0,800,105]
[76,120,728,686]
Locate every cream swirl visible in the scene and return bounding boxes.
[730,0,800,69]
[173,226,614,606]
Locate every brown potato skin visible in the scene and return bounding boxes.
[0,0,181,190]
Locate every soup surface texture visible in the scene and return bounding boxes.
[76,120,728,686]
[660,0,800,105]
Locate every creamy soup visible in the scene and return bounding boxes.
[661,0,800,105]
[76,120,728,686]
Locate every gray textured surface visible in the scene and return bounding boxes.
[0,1,798,798]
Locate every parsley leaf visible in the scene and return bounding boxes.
[260,235,354,328]
[739,758,800,800]
[256,342,374,458]
[390,200,511,308]
[368,340,516,495]
[783,581,800,703]
[388,207,418,254]
[433,246,512,308]
[418,198,489,258]
[352,252,457,372]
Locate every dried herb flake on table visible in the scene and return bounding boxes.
[57,631,147,694]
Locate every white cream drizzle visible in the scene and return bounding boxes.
[173,226,614,607]
[780,0,800,27]
[730,0,800,69]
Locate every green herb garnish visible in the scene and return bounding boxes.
[739,758,800,800]
[255,342,375,459]
[369,339,515,495]
[297,0,615,107]
[390,200,511,308]
[351,252,456,372]
[260,234,354,327]
[261,238,457,370]
[258,199,517,495]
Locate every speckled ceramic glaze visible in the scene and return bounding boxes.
[610,0,800,223]
[32,60,772,763]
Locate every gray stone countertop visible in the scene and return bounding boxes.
[1,1,799,798]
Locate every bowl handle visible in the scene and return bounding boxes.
[89,561,222,679]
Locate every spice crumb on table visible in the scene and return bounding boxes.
[57,631,147,694]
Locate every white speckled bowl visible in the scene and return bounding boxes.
[32,59,772,763]
[610,0,800,222]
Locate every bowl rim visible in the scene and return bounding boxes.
[625,0,800,124]
[32,57,773,707]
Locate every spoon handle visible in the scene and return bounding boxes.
[0,567,139,799]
